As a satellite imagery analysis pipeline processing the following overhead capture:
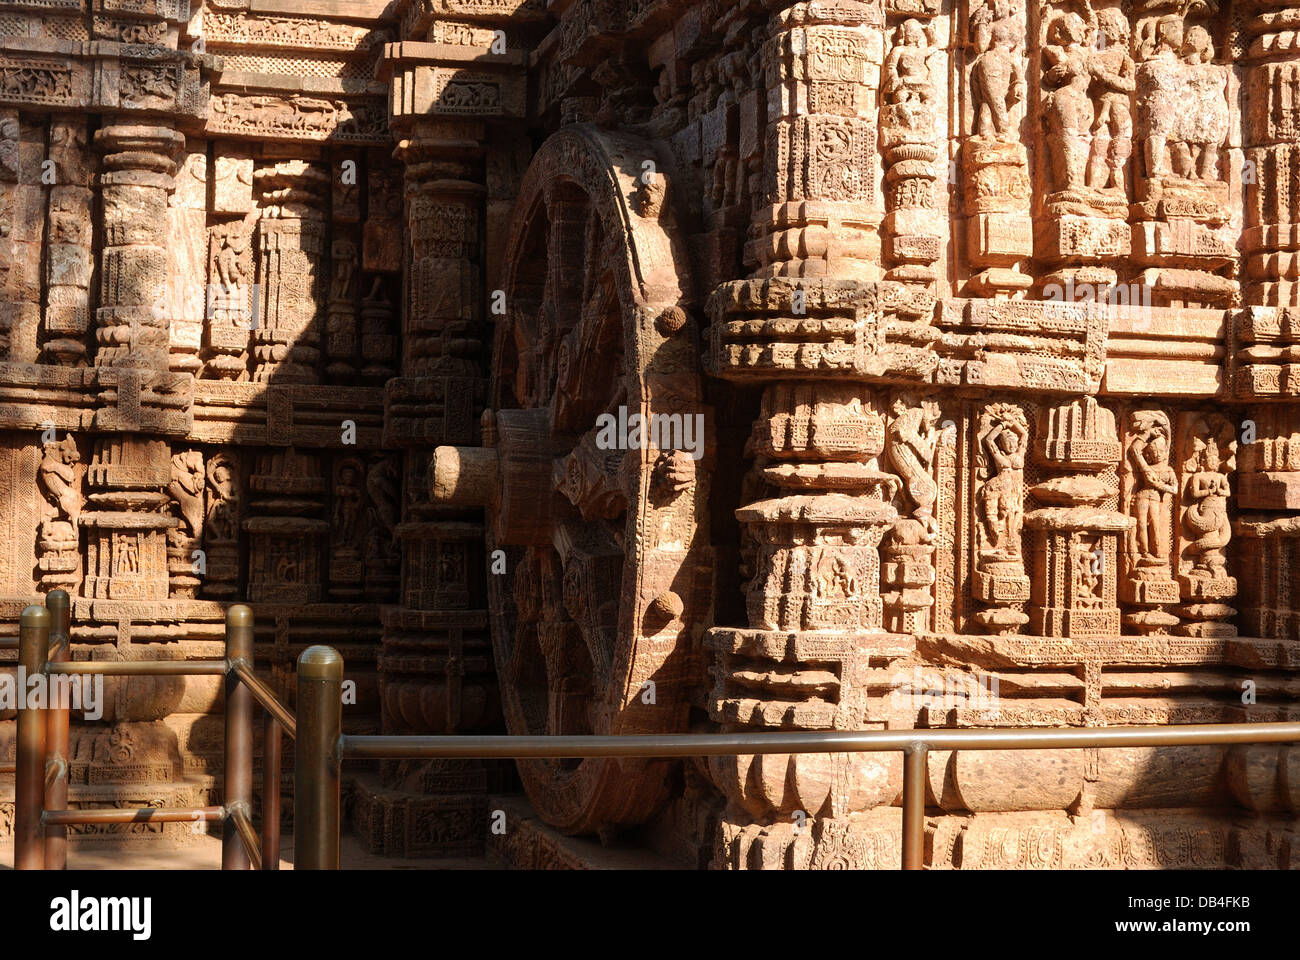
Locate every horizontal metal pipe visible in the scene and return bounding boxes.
[229,806,263,871]
[0,637,16,649]
[232,662,297,739]
[0,763,13,774]
[41,806,226,826]
[339,721,1300,760]
[51,660,227,677]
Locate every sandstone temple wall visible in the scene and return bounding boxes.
[0,0,1298,868]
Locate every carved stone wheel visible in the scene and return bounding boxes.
[432,125,710,835]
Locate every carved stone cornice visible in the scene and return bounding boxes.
[382,41,526,125]
[203,10,394,54]
[93,0,190,21]
[394,0,547,45]
[707,278,1251,400]
[206,87,389,144]
[0,42,213,120]
[1231,306,1300,399]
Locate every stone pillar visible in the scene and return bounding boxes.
[1235,515,1300,640]
[1243,1,1300,311]
[749,0,884,280]
[360,281,398,386]
[705,279,912,869]
[93,125,182,372]
[363,0,531,851]
[1228,0,1300,640]
[83,125,186,603]
[253,160,330,384]
[43,116,94,366]
[404,170,484,381]
[0,112,44,363]
[385,130,489,714]
[379,132,494,769]
[880,15,945,293]
[701,0,921,869]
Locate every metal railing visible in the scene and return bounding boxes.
[9,602,1300,870]
[290,644,1300,871]
[227,615,298,871]
[8,593,298,870]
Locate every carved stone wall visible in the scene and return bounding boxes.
[0,0,410,849]
[516,0,1299,869]
[3,0,1299,868]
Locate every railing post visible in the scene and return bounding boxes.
[43,590,71,870]
[15,605,49,870]
[222,604,255,870]
[902,743,928,871]
[261,710,281,870]
[295,645,342,870]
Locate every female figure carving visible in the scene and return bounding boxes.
[1183,438,1232,577]
[886,397,941,541]
[1128,412,1177,566]
[1042,5,1097,193]
[977,405,1028,559]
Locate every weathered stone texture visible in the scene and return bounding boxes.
[1,0,1299,866]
